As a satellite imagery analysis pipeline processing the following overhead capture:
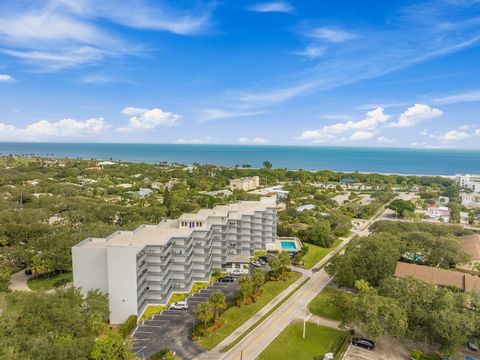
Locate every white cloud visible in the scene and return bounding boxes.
[0,1,211,70]
[431,90,480,105]
[238,137,268,144]
[388,104,442,128]
[0,118,107,140]
[23,118,107,137]
[177,137,213,144]
[197,108,263,123]
[293,46,324,59]
[440,129,471,141]
[248,2,295,13]
[377,136,396,144]
[476,128,480,136]
[350,131,375,141]
[299,107,390,140]
[0,74,14,82]
[420,129,429,136]
[119,107,181,130]
[307,27,357,43]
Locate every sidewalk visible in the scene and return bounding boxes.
[9,269,32,292]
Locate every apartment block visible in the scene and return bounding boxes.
[456,174,480,193]
[229,176,260,191]
[72,197,276,324]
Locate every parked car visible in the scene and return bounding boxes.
[352,338,375,350]
[218,276,235,283]
[258,259,266,266]
[228,269,244,276]
[251,260,261,267]
[169,301,188,310]
[467,341,479,351]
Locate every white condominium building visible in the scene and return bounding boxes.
[456,174,480,193]
[229,176,260,191]
[72,197,276,324]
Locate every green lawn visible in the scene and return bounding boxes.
[258,322,347,360]
[309,287,343,321]
[27,272,73,290]
[196,271,301,350]
[302,240,341,269]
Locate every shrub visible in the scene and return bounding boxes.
[120,315,137,337]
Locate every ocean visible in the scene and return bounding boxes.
[0,142,479,176]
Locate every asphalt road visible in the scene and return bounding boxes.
[212,203,391,360]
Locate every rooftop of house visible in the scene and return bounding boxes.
[394,261,480,292]
[75,197,276,249]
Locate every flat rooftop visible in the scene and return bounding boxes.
[75,197,276,249]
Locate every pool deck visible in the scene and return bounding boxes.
[271,237,303,252]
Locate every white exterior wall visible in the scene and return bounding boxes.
[107,246,140,324]
[72,244,108,295]
[72,198,277,324]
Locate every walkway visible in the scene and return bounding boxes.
[9,269,32,292]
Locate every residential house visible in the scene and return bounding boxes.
[229,176,260,191]
[394,262,480,292]
[426,205,451,223]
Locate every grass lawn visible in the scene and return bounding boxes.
[302,239,341,269]
[27,272,73,290]
[196,271,301,350]
[258,322,347,360]
[309,287,343,321]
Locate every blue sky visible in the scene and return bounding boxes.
[0,0,480,148]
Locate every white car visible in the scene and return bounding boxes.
[228,269,244,276]
[169,301,188,310]
[251,261,261,267]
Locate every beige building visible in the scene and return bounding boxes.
[394,261,480,292]
[229,176,260,191]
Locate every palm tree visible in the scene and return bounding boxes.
[208,291,227,321]
[196,302,213,327]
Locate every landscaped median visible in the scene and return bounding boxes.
[258,321,348,360]
[195,271,302,350]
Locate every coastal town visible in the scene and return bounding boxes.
[0,155,480,360]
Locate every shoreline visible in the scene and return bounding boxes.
[0,153,466,178]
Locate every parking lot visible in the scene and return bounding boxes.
[132,280,239,359]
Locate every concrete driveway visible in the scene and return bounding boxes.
[9,269,32,292]
[133,280,239,359]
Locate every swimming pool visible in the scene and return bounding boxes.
[280,240,298,251]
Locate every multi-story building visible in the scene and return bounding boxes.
[72,197,276,324]
[456,174,480,193]
[229,176,260,191]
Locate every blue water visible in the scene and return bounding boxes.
[280,241,298,251]
[0,142,479,175]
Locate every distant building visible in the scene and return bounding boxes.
[150,182,164,190]
[394,262,480,292]
[436,196,450,205]
[138,188,153,197]
[117,183,133,189]
[25,179,40,186]
[98,161,115,166]
[229,176,260,191]
[249,185,289,201]
[456,174,480,193]
[296,204,315,213]
[206,189,233,197]
[426,205,451,223]
[460,192,480,208]
[460,212,470,225]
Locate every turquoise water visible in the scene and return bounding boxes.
[280,241,298,251]
[0,142,479,175]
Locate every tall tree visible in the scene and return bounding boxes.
[208,291,227,321]
[196,302,213,327]
[239,275,254,304]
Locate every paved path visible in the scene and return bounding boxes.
[9,269,32,292]
[201,203,391,360]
